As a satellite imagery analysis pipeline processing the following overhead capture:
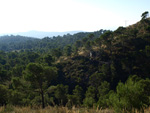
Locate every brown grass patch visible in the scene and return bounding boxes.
[0,106,114,113]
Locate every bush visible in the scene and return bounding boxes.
[83,97,96,108]
[109,75,150,113]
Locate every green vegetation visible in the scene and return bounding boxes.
[0,12,150,112]
[141,11,149,20]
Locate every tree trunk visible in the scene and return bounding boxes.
[41,90,45,109]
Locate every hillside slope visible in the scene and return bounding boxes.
[0,35,39,51]
[58,18,150,89]
[0,35,39,43]
[0,16,150,111]
[0,30,106,52]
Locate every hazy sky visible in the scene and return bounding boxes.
[0,0,150,34]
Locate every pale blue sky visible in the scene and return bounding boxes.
[0,0,149,34]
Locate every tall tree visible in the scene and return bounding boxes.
[141,11,149,20]
[83,86,96,107]
[24,63,57,108]
[54,84,68,105]
[72,85,83,105]
[64,45,72,56]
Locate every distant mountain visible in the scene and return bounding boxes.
[0,31,83,39]
[0,35,39,44]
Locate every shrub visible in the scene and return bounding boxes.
[109,75,150,113]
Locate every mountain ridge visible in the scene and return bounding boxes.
[0,29,106,52]
[0,30,83,39]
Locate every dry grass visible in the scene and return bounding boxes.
[145,107,150,113]
[0,106,113,113]
[1,106,150,113]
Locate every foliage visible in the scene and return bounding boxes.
[0,85,9,106]
[141,11,149,20]
[24,63,58,108]
[97,81,110,108]
[67,85,83,107]
[54,84,68,105]
[109,75,150,113]
[83,86,96,107]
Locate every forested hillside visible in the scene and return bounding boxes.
[0,35,39,51]
[0,30,106,52]
[0,12,150,113]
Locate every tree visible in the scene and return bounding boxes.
[141,11,149,20]
[54,84,68,105]
[73,40,82,53]
[72,85,83,105]
[97,81,110,108]
[85,41,92,50]
[88,33,94,40]
[27,52,39,62]
[82,37,88,43]
[51,48,62,58]
[24,63,57,108]
[83,86,96,107]
[145,45,150,56]
[64,45,72,56]
[109,75,150,113]
[0,69,8,83]
[67,85,83,106]
[89,73,104,88]
[100,31,113,55]
[10,77,30,106]
[0,84,9,106]
[74,40,82,48]
[44,54,54,66]
[11,77,23,90]
[11,64,24,77]
[101,64,111,80]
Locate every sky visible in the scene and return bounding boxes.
[0,0,150,34]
